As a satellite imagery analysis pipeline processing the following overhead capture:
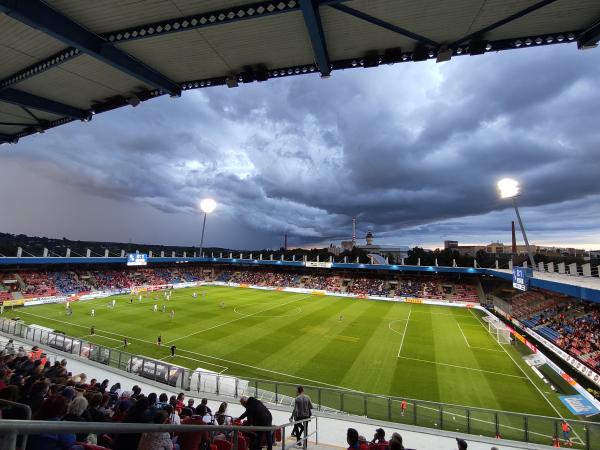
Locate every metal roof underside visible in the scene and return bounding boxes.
[1,0,599,144]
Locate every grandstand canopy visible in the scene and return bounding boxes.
[1,0,599,143]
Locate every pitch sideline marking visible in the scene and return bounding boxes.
[159,354,229,374]
[397,305,412,357]
[468,308,584,445]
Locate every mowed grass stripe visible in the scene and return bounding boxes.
[391,306,442,402]
[298,299,391,387]
[338,301,399,394]
[223,296,361,377]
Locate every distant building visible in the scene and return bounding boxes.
[445,240,588,258]
[444,240,459,249]
[356,231,410,262]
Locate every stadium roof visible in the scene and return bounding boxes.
[1,0,600,144]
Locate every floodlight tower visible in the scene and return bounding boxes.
[199,198,216,258]
[497,178,536,269]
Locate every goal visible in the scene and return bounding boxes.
[483,316,511,344]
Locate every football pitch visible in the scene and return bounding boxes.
[5,285,592,445]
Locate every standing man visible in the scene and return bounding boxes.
[153,304,158,312]
[561,420,573,447]
[237,396,273,450]
[90,308,95,317]
[170,310,175,320]
[90,326,95,335]
[157,335,162,346]
[170,345,176,357]
[123,338,128,347]
[400,399,407,416]
[290,386,313,447]
[112,299,116,308]
[162,304,166,313]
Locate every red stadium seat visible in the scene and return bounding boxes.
[214,438,233,450]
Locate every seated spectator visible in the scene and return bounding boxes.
[113,396,149,450]
[371,428,388,447]
[358,436,369,450]
[178,410,209,450]
[137,409,174,450]
[157,392,169,409]
[27,395,76,450]
[215,402,232,426]
[200,397,212,415]
[347,428,360,450]
[456,438,468,450]
[389,433,413,450]
[63,396,91,442]
[86,392,107,422]
[166,404,181,425]
[176,392,185,410]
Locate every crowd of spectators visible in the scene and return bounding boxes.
[52,272,89,296]
[0,338,278,450]
[513,291,600,372]
[20,272,57,298]
[1,268,479,303]
[347,278,389,296]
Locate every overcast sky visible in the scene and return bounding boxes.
[1,43,599,250]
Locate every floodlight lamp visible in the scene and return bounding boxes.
[497,178,520,199]
[200,198,216,214]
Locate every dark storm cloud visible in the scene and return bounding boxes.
[1,44,599,248]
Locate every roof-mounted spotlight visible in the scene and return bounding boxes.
[384,47,403,64]
[239,71,255,83]
[226,75,239,88]
[412,44,429,61]
[81,114,93,122]
[255,66,269,82]
[436,46,453,63]
[469,38,488,55]
[126,95,141,107]
[363,52,380,68]
[125,95,141,108]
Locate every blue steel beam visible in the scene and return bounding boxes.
[450,0,560,47]
[299,0,331,77]
[0,88,88,119]
[329,3,439,47]
[0,0,181,96]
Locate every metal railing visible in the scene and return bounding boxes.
[0,417,313,450]
[2,318,600,449]
[0,400,31,450]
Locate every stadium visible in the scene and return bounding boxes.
[1,1,600,450]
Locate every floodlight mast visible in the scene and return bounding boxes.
[199,199,216,258]
[497,179,536,269]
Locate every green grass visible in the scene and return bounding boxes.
[4,286,597,448]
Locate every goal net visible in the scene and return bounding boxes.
[482,316,511,344]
